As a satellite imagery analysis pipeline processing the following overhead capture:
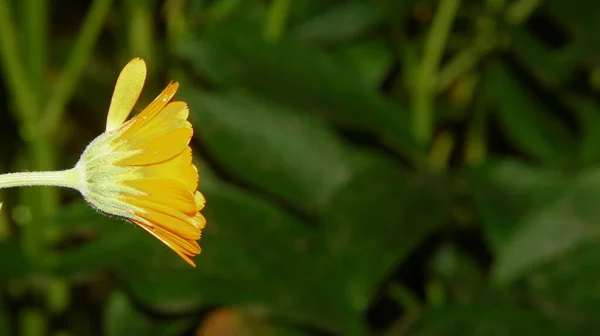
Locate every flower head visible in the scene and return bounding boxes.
[74,58,205,266]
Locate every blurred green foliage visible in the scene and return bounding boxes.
[2,0,600,335]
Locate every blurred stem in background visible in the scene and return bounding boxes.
[21,0,47,106]
[165,0,186,51]
[438,0,542,94]
[0,0,113,335]
[126,0,155,65]
[265,0,292,42]
[384,283,423,336]
[465,75,488,166]
[0,0,112,261]
[44,0,114,136]
[0,0,51,263]
[0,196,7,239]
[429,131,456,173]
[413,0,541,170]
[506,0,541,24]
[412,0,460,148]
[0,0,38,130]
[204,0,241,28]
[164,0,188,85]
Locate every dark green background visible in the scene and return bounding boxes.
[0,0,598,335]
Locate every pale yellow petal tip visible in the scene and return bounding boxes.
[0,202,2,212]
[106,58,147,132]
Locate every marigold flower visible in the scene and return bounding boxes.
[74,58,205,266]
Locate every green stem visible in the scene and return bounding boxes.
[23,0,47,100]
[21,309,45,336]
[0,0,55,267]
[389,283,422,311]
[126,0,154,64]
[0,0,37,128]
[385,283,423,336]
[464,74,489,165]
[164,0,185,50]
[411,0,461,146]
[28,141,61,215]
[506,0,540,24]
[426,279,446,308]
[43,0,114,136]
[429,131,455,172]
[264,0,292,41]
[383,312,421,336]
[486,0,505,11]
[0,197,8,239]
[205,0,241,27]
[0,169,79,190]
[437,45,483,92]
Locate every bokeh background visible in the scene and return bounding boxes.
[0,0,598,335]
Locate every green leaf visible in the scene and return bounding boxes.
[485,62,575,165]
[182,89,353,213]
[565,95,600,166]
[334,39,393,89]
[409,302,566,336]
[53,201,122,234]
[544,0,600,65]
[491,167,600,284]
[51,198,205,277]
[321,153,448,311]
[51,225,142,276]
[527,242,600,333]
[292,1,381,43]
[49,201,144,276]
[429,244,486,304]
[469,159,566,252]
[508,27,578,88]
[105,292,190,336]
[176,29,421,160]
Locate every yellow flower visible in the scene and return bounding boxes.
[74,58,205,267]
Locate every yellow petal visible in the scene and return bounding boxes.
[116,127,192,166]
[120,82,179,137]
[134,220,200,266]
[155,101,189,120]
[136,147,198,189]
[106,58,147,132]
[128,198,201,240]
[195,191,205,211]
[124,177,197,214]
[192,212,207,230]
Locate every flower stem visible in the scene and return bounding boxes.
[0,169,80,190]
